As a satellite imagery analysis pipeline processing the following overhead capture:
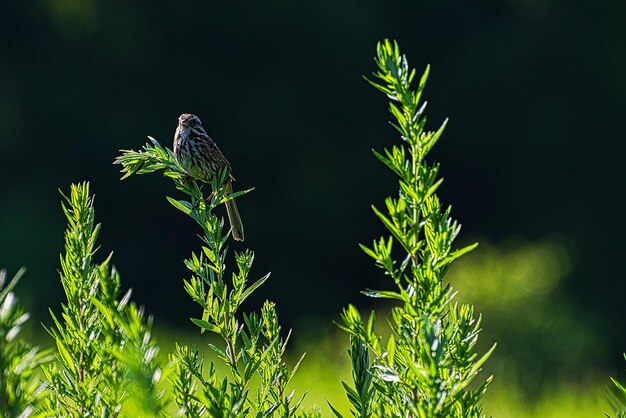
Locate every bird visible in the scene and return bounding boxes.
[173,113,244,241]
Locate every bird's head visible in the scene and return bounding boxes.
[178,113,203,130]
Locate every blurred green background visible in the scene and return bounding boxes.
[1,0,625,415]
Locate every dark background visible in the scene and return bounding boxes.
[1,0,625,393]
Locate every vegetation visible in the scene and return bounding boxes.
[333,40,494,418]
[42,182,167,416]
[0,39,619,418]
[0,268,50,416]
[115,124,310,416]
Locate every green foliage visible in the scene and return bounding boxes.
[116,137,316,417]
[43,182,167,417]
[335,40,495,417]
[0,39,509,418]
[0,268,50,417]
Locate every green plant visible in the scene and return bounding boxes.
[42,182,167,417]
[1,39,502,418]
[115,138,314,417]
[334,40,495,418]
[0,268,49,417]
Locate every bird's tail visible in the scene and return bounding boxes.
[225,181,244,241]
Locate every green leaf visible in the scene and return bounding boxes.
[434,242,479,269]
[366,311,376,339]
[371,205,403,243]
[611,377,626,394]
[219,187,255,203]
[239,272,271,305]
[415,63,430,106]
[424,177,444,199]
[372,149,394,170]
[361,289,405,301]
[166,196,193,215]
[0,267,25,303]
[399,179,420,203]
[424,118,448,155]
[358,243,377,260]
[190,318,221,334]
[327,399,346,418]
[363,76,392,95]
[386,334,396,367]
[55,338,75,373]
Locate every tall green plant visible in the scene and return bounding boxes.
[335,40,496,418]
[43,182,167,417]
[115,138,313,417]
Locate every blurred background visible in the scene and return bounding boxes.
[1,0,625,415]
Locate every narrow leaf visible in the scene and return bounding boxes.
[166,196,193,215]
[190,318,221,334]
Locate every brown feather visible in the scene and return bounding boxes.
[173,113,244,241]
